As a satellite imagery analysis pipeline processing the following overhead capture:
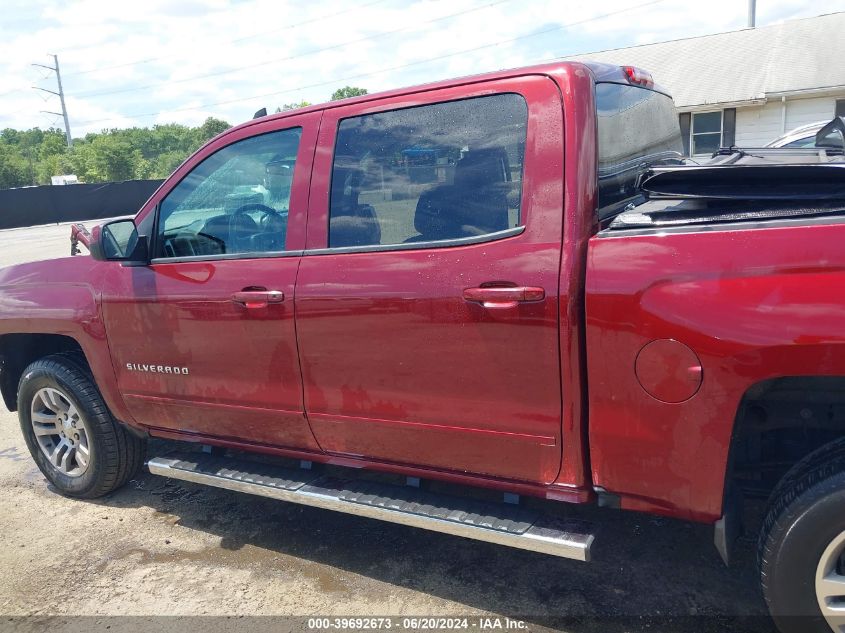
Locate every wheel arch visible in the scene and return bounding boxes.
[0,333,88,411]
[727,375,845,498]
[710,375,845,564]
[721,376,845,521]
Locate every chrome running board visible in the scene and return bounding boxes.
[147,453,594,561]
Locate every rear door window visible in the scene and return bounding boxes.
[327,94,527,248]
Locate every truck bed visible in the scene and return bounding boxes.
[603,147,845,235]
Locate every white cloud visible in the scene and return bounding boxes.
[1,0,844,135]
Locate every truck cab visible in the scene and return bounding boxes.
[66,62,683,501]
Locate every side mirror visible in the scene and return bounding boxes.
[89,219,149,264]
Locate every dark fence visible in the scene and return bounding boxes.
[0,179,164,230]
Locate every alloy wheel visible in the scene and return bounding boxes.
[29,387,91,477]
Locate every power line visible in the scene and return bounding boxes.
[61,0,389,77]
[73,0,667,128]
[0,0,387,101]
[0,1,379,104]
[0,87,29,98]
[71,0,513,99]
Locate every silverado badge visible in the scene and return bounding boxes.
[126,363,190,375]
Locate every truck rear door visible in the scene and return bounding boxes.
[295,77,565,484]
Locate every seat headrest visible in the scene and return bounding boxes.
[413,187,461,241]
[412,181,510,242]
[331,166,365,211]
[454,149,509,188]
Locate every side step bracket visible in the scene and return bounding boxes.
[147,454,594,561]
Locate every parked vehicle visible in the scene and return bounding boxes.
[4,61,845,633]
[766,120,827,148]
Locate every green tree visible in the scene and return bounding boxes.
[61,143,96,182]
[0,128,22,146]
[38,129,67,158]
[150,150,190,178]
[0,117,232,190]
[87,136,140,182]
[275,101,312,112]
[197,117,231,143]
[330,86,368,101]
[35,154,63,184]
[0,146,30,189]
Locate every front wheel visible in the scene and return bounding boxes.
[760,440,845,633]
[18,354,145,498]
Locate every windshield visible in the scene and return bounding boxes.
[783,136,818,148]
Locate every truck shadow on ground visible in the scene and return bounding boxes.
[77,451,776,633]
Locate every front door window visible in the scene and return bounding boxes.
[156,128,302,258]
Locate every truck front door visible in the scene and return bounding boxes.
[101,112,320,450]
[295,78,565,483]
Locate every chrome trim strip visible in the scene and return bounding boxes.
[147,456,592,561]
[146,227,526,262]
[149,250,304,264]
[304,226,525,256]
[124,393,301,415]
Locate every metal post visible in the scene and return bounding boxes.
[747,0,756,28]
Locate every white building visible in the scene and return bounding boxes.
[566,12,845,156]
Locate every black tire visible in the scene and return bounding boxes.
[17,354,145,498]
[759,442,845,633]
[767,437,845,506]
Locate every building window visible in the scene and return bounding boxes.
[691,111,723,155]
[836,99,845,118]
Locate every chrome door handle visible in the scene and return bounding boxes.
[463,286,545,309]
[230,290,285,308]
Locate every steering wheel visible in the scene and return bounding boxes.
[231,202,288,251]
[232,203,283,228]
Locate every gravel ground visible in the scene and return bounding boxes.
[0,222,776,633]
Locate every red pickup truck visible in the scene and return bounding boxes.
[3,61,845,632]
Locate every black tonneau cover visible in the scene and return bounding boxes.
[641,164,845,201]
[606,145,845,232]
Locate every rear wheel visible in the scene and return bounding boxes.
[18,355,145,498]
[816,530,845,631]
[760,440,845,633]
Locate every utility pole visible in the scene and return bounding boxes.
[32,54,73,147]
[747,0,756,27]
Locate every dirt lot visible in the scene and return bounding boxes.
[0,222,776,632]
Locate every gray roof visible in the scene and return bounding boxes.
[564,12,845,108]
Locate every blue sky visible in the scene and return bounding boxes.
[1,0,843,135]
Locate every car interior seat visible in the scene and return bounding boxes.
[328,166,382,248]
[406,148,510,243]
